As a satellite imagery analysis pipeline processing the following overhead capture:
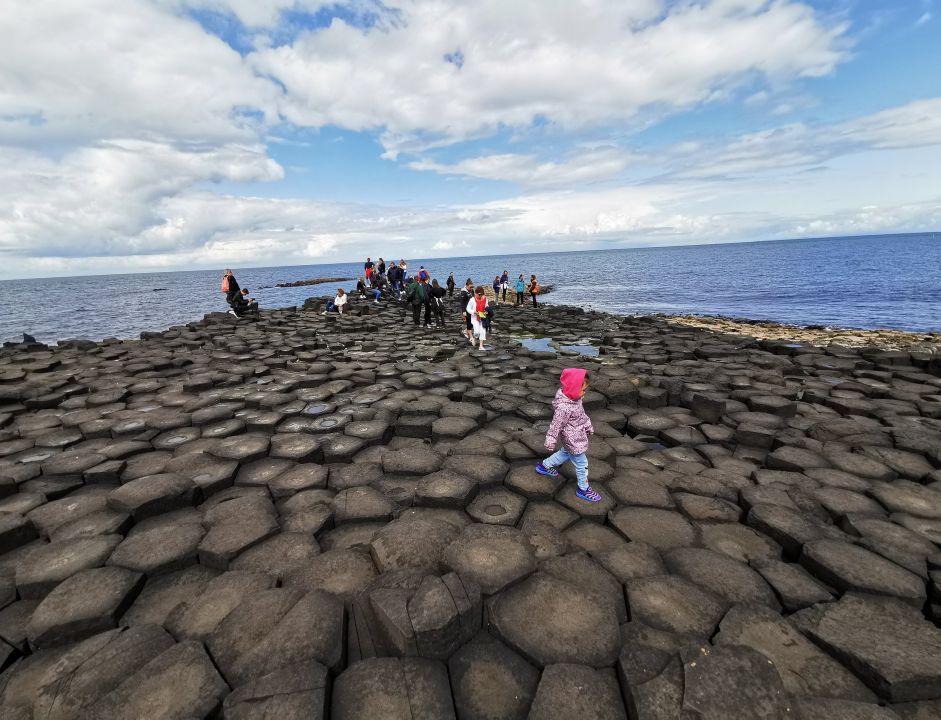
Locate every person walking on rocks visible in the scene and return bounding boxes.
[501,270,509,303]
[460,279,475,343]
[421,276,434,327]
[406,275,425,326]
[492,276,501,304]
[467,286,490,351]
[446,272,455,297]
[536,368,601,502]
[528,274,540,307]
[515,274,525,306]
[430,279,447,327]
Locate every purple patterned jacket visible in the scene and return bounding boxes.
[545,388,593,455]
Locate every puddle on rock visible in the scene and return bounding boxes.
[513,336,599,357]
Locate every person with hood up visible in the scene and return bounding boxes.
[446,272,456,297]
[535,369,601,502]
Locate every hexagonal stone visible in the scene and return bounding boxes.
[107,473,197,520]
[664,547,779,609]
[208,433,270,462]
[50,509,132,542]
[332,657,455,720]
[269,463,328,497]
[870,480,941,519]
[541,552,626,623]
[415,470,478,508]
[625,575,726,637]
[443,455,509,486]
[446,525,536,595]
[41,451,107,478]
[593,541,666,583]
[407,572,482,659]
[751,559,835,611]
[826,451,897,481]
[504,464,565,500]
[26,567,144,649]
[488,572,620,668]
[164,453,237,497]
[16,535,122,599]
[673,492,741,522]
[383,447,444,476]
[520,501,578,533]
[25,491,109,538]
[561,520,626,555]
[798,592,941,702]
[115,565,216,631]
[467,487,527,526]
[209,588,344,685]
[162,569,274,643]
[528,664,626,720]
[606,472,673,508]
[767,445,831,472]
[448,633,540,720]
[108,522,206,576]
[801,540,926,606]
[235,457,293,489]
[230,532,320,580]
[679,643,788,718]
[699,521,782,564]
[284,548,377,603]
[322,435,366,463]
[332,486,394,523]
[608,507,698,550]
[746,503,835,558]
[31,625,176,719]
[85,639,228,719]
[269,433,322,463]
[369,518,460,574]
[715,603,876,703]
[223,660,328,720]
[197,510,279,571]
[432,416,479,441]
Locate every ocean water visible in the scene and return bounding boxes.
[2,233,938,344]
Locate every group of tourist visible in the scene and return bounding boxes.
[221,261,543,351]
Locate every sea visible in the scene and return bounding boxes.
[1,233,938,345]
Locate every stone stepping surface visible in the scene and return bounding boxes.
[0,300,938,717]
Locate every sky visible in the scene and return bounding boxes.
[1,0,940,279]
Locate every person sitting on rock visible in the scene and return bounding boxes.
[324,288,347,314]
[535,368,601,503]
[230,288,258,316]
[356,277,368,298]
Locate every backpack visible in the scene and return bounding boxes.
[532,281,540,294]
[221,276,230,293]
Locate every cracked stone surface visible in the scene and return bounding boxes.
[0,298,938,717]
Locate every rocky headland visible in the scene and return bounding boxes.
[0,292,939,718]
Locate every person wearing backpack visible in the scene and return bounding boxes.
[528,274,540,307]
[405,276,425,326]
[221,269,241,308]
[430,279,447,327]
[515,274,525,306]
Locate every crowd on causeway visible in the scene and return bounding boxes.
[223,259,545,348]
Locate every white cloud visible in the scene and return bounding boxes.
[408,147,636,187]
[251,0,848,154]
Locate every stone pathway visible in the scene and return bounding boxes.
[0,293,938,718]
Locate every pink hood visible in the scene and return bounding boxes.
[560,368,587,400]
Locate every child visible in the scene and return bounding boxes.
[466,285,489,350]
[536,368,601,502]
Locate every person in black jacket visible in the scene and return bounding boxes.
[405,276,424,326]
[446,273,455,296]
[459,278,474,343]
[429,279,447,327]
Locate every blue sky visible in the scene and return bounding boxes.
[0,0,939,277]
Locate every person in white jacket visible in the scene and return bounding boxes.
[324,288,347,314]
[465,285,489,350]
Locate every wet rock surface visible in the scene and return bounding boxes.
[0,299,938,717]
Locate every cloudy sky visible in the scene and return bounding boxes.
[1,0,939,278]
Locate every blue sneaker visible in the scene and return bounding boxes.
[535,462,559,477]
[576,486,603,503]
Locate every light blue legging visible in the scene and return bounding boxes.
[544,447,589,490]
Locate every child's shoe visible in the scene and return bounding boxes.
[534,462,559,477]
[576,485,603,503]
